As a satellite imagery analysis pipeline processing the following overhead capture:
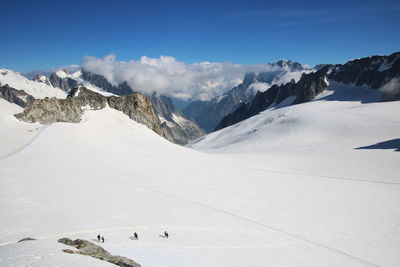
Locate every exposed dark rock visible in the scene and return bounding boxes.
[48,71,80,92]
[149,93,205,145]
[58,238,141,267]
[0,84,35,108]
[18,237,36,242]
[328,52,400,90]
[81,70,134,96]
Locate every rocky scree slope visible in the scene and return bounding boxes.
[215,52,400,131]
[14,86,172,142]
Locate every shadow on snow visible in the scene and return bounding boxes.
[355,138,400,152]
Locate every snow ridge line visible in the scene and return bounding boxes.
[134,184,380,267]
[0,124,52,161]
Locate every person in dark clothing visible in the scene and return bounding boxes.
[164,231,169,238]
[97,234,101,242]
[133,232,138,240]
[101,236,105,243]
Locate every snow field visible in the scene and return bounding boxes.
[1,81,400,266]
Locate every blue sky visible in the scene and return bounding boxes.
[1,0,399,72]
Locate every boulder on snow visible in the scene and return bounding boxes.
[58,237,141,267]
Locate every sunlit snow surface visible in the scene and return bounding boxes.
[0,68,67,99]
[1,80,400,267]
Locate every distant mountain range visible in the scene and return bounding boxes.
[215,52,400,131]
[1,52,399,145]
[183,60,310,133]
[1,68,204,145]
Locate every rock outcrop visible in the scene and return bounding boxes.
[0,84,35,108]
[150,93,205,145]
[326,52,400,89]
[58,238,141,267]
[15,87,172,142]
[107,93,171,140]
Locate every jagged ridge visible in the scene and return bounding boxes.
[215,52,400,131]
[15,87,172,142]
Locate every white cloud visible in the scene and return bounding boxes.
[23,64,81,80]
[249,82,272,94]
[82,54,305,101]
[380,77,400,94]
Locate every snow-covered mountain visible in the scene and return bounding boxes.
[215,52,400,131]
[1,51,400,266]
[1,71,400,266]
[0,67,205,145]
[183,60,310,133]
[0,68,67,99]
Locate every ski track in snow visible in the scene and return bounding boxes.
[0,124,52,161]
[3,150,379,267]
[1,98,399,266]
[0,118,392,266]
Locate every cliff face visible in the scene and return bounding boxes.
[0,84,36,108]
[215,52,400,131]
[326,52,400,89]
[149,93,205,145]
[107,93,171,140]
[15,87,172,142]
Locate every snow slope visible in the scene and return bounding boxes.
[0,68,67,99]
[1,83,400,266]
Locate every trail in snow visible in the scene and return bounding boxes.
[14,150,379,267]
[0,125,51,161]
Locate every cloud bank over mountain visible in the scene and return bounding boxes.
[82,54,297,101]
[23,65,81,80]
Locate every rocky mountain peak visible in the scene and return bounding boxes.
[273,59,305,71]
